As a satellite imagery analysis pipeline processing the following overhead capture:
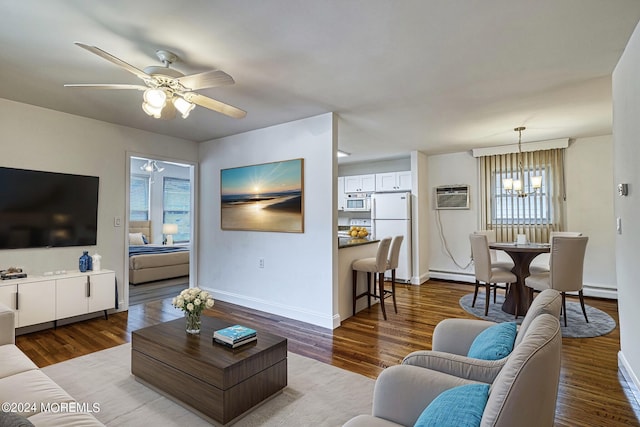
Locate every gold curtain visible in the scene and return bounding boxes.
[479,148,565,243]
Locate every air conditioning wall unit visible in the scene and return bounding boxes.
[434,185,470,210]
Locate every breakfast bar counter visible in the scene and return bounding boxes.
[338,238,379,323]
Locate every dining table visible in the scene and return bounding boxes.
[488,242,550,316]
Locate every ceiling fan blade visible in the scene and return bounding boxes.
[183,92,246,119]
[64,83,148,90]
[74,42,149,80]
[176,70,235,91]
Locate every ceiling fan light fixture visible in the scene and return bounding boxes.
[140,160,164,173]
[173,96,195,118]
[142,101,163,118]
[143,88,167,108]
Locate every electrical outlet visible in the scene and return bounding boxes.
[259,258,265,268]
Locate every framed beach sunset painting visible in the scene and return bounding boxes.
[220,158,304,232]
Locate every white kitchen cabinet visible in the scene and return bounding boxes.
[375,171,412,192]
[344,174,375,193]
[337,176,346,211]
[56,270,115,320]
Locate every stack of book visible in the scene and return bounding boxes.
[214,325,257,348]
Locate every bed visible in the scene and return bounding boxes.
[129,220,190,285]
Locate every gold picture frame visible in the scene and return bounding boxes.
[220,158,304,233]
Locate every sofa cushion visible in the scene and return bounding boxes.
[27,410,104,427]
[467,322,516,360]
[0,370,75,418]
[0,345,38,379]
[413,383,489,427]
[0,411,35,427]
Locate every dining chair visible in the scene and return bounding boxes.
[525,236,589,326]
[530,231,582,274]
[469,233,517,317]
[352,237,392,320]
[474,230,514,270]
[474,230,514,301]
[381,235,404,315]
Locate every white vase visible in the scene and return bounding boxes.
[92,253,102,271]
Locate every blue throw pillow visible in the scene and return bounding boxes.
[414,383,489,427]
[467,322,517,360]
[142,234,149,244]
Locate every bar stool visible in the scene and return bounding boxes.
[352,237,392,320]
[382,235,404,314]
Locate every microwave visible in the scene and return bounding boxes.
[344,194,371,211]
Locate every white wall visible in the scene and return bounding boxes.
[0,99,198,309]
[198,113,337,329]
[612,19,640,395]
[426,141,617,297]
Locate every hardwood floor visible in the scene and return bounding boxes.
[15,280,640,426]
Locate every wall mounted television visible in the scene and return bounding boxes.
[0,167,99,249]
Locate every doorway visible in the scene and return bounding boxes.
[127,156,196,305]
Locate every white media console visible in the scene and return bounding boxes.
[0,269,115,329]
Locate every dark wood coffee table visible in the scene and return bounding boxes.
[131,315,287,425]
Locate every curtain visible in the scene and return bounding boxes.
[479,148,565,243]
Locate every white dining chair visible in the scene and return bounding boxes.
[470,234,518,317]
[525,236,589,326]
[530,231,583,274]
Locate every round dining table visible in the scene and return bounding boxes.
[489,242,550,316]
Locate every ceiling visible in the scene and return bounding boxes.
[2,1,640,164]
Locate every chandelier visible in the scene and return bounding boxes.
[502,127,542,197]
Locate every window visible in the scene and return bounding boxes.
[130,174,150,220]
[493,169,549,224]
[163,177,191,243]
[479,148,565,243]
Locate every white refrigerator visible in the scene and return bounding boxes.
[371,192,412,282]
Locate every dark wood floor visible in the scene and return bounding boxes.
[15,280,640,427]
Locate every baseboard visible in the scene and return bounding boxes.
[582,284,618,299]
[429,271,618,299]
[429,270,475,284]
[618,351,640,408]
[410,272,430,285]
[210,288,335,330]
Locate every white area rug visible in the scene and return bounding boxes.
[41,344,374,426]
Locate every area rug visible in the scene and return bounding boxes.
[459,293,616,338]
[41,344,374,426]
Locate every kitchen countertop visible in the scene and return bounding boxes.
[338,237,379,249]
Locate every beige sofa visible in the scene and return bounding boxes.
[0,303,104,426]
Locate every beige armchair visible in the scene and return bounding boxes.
[470,233,517,316]
[526,236,589,326]
[401,289,561,384]
[343,314,562,427]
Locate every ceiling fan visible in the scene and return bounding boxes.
[65,42,246,120]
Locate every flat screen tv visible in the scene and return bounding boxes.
[0,167,99,249]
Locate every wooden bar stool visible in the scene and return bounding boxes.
[352,237,392,320]
[382,235,404,314]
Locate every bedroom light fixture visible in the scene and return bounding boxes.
[140,159,164,173]
[162,223,178,245]
[502,127,542,197]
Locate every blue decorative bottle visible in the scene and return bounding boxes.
[79,251,92,272]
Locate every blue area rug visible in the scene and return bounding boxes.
[459,293,616,338]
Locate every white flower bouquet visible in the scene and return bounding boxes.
[172,287,215,334]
